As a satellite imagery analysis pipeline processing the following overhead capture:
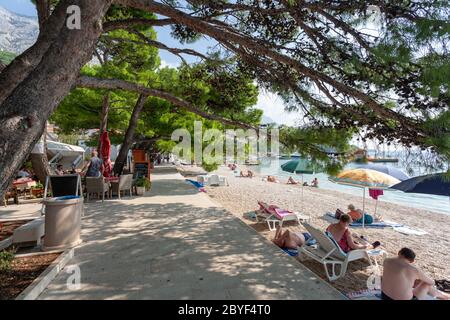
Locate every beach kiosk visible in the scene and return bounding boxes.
[132,149,151,179]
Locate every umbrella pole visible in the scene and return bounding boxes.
[374,198,378,216]
[301,174,304,211]
[362,188,365,229]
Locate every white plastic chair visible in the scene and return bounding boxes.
[300,222,372,281]
[209,174,220,186]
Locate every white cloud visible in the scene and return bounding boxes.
[255,89,299,126]
[159,59,179,69]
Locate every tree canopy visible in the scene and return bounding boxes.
[0,0,448,196]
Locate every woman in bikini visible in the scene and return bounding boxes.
[326,214,372,253]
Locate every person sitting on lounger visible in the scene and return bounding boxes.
[326,214,373,253]
[273,226,309,250]
[381,247,450,300]
[287,176,299,184]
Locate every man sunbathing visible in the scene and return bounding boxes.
[273,226,308,249]
[240,170,254,178]
[287,176,299,184]
[381,247,450,300]
[267,175,279,183]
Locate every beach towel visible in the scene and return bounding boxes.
[324,213,403,228]
[369,189,384,200]
[346,289,382,300]
[282,248,299,257]
[185,179,206,192]
[392,226,428,236]
[435,280,450,293]
[274,208,295,219]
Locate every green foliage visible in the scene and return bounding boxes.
[135,177,151,190]
[201,162,219,173]
[0,250,15,272]
[279,126,354,175]
[0,51,15,64]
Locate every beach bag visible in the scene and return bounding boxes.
[435,280,450,293]
[335,208,344,219]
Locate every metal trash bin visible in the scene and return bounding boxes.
[42,195,83,251]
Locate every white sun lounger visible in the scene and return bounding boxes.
[300,222,372,281]
[255,201,310,231]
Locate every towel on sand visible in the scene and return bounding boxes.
[324,212,403,228]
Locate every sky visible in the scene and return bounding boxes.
[1,0,296,125]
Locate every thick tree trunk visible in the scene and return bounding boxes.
[30,125,51,183]
[0,0,113,198]
[97,92,110,156]
[36,0,51,30]
[113,94,148,175]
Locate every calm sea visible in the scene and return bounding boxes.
[252,157,450,215]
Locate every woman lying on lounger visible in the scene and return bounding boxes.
[287,176,299,184]
[326,214,380,253]
[273,226,310,249]
[266,175,279,183]
[240,170,254,178]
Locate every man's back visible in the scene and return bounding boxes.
[382,257,418,300]
[87,156,102,177]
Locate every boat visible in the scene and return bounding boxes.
[368,157,399,163]
[279,153,301,160]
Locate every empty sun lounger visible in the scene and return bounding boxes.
[12,217,45,247]
[256,201,310,231]
[300,222,372,281]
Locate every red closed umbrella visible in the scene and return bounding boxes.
[100,131,112,177]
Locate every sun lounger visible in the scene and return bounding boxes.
[12,217,45,247]
[300,222,372,281]
[256,201,310,231]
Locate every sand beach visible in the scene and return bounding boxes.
[204,165,450,294]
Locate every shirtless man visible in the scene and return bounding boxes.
[272,226,306,249]
[381,247,450,300]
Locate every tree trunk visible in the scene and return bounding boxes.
[30,125,51,183]
[36,0,51,30]
[0,0,113,198]
[97,92,110,156]
[113,94,148,176]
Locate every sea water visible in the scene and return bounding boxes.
[252,158,450,215]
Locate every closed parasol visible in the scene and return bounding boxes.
[100,131,112,177]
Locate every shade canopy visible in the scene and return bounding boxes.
[329,168,400,189]
[281,159,316,174]
[390,173,450,197]
[355,163,410,181]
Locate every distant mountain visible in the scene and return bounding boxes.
[0,6,38,54]
[261,115,276,125]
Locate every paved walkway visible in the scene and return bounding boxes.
[36,166,344,299]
